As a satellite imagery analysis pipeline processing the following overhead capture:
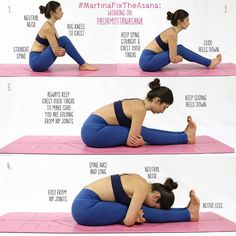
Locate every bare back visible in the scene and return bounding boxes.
[31,21,59,52]
[85,174,148,201]
[145,28,177,55]
[93,99,146,125]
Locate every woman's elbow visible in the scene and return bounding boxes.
[123,218,135,227]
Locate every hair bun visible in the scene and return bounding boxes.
[167,11,174,21]
[164,178,178,191]
[39,5,46,14]
[149,78,160,90]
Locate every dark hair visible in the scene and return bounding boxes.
[146,78,174,105]
[167,9,189,26]
[39,1,60,19]
[151,178,178,209]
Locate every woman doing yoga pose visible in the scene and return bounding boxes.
[72,173,200,226]
[139,9,222,72]
[29,1,97,72]
[81,78,196,148]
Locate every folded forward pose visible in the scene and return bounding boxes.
[81,78,196,148]
[72,173,200,226]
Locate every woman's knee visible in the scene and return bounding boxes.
[58,35,69,41]
[177,44,187,54]
[58,35,70,46]
[177,44,185,50]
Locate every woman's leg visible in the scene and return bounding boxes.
[143,190,200,223]
[58,36,85,65]
[141,205,190,223]
[29,48,57,72]
[81,114,129,148]
[141,116,197,145]
[139,49,170,72]
[72,189,199,225]
[141,126,188,145]
[82,125,129,147]
[72,190,190,225]
[72,189,127,226]
[177,44,211,67]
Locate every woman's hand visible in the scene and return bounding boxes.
[171,55,183,63]
[127,135,145,147]
[53,47,66,57]
[123,178,149,227]
[135,210,146,224]
[123,209,146,226]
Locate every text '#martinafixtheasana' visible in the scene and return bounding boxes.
[78,1,162,25]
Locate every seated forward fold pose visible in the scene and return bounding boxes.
[29,1,97,72]
[81,78,196,148]
[139,9,222,72]
[72,174,200,226]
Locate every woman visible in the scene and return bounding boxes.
[81,78,196,148]
[29,1,97,72]
[72,173,200,226]
[139,9,222,72]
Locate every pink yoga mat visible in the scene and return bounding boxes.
[0,212,235,233]
[0,63,235,77]
[0,135,234,155]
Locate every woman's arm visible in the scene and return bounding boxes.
[167,32,181,63]
[44,26,65,57]
[126,105,146,147]
[123,181,149,226]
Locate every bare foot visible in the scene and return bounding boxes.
[187,190,200,222]
[187,190,195,208]
[79,63,98,71]
[208,54,222,69]
[184,116,197,144]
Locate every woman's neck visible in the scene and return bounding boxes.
[172,26,182,33]
[47,18,56,26]
[143,99,152,111]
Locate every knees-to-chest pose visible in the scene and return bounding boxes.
[81,78,196,148]
[139,9,222,72]
[72,173,200,226]
[29,1,97,72]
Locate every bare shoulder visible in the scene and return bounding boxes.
[40,22,53,34]
[122,174,149,196]
[126,99,145,112]
[129,173,148,184]
[163,28,176,38]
